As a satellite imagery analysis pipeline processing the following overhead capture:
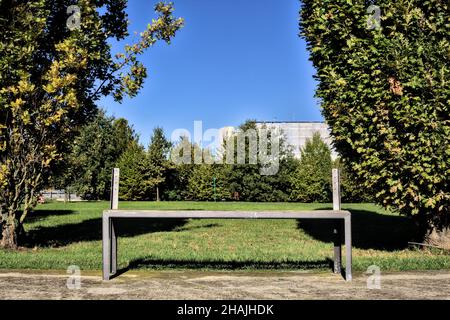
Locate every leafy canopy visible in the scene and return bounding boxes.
[300,0,449,231]
[0,0,183,248]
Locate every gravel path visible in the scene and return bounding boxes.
[0,270,449,300]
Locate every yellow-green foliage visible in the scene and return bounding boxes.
[0,1,183,247]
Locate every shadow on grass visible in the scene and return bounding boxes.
[297,209,418,251]
[24,218,189,248]
[115,257,334,276]
[26,210,76,223]
[175,223,221,232]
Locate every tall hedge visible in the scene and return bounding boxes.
[300,0,449,238]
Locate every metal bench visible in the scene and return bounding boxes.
[102,169,352,281]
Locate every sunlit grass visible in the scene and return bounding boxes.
[0,201,448,272]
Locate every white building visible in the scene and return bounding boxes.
[256,121,338,159]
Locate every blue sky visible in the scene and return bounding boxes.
[99,0,321,145]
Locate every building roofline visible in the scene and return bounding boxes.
[256,120,326,124]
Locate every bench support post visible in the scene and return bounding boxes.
[333,221,343,274]
[345,214,352,281]
[102,215,117,281]
[111,219,117,275]
[110,168,120,210]
[332,169,342,274]
[103,168,120,280]
[102,215,111,281]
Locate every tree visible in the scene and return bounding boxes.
[290,132,332,202]
[166,136,202,200]
[185,148,231,201]
[300,0,449,246]
[64,110,136,200]
[147,127,172,201]
[224,120,293,202]
[0,1,183,248]
[116,142,152,201]
[334,158,373,203]
[113,118,137,155]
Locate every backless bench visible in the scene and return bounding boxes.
[102,169,352,281]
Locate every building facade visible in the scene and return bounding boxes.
[256,121,338,159]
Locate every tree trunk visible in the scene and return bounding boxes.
[415,213,450,250]
[156,186,160,202]
[1,214,20,249]
[424,227,450,250]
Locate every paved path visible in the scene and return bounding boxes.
[0,270,449,300]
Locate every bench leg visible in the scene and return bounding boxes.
[102,215,111,281]
[111,218,117,275]
[333,220,342,274]
[344,215,352,281]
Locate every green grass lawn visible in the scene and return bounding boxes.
[0,201,449,273]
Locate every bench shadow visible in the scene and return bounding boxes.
[26,210,76,223]
[24,218,189,248]
[175,223,221,232]
[297,209,417,251]
[113,257,334,278]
